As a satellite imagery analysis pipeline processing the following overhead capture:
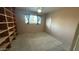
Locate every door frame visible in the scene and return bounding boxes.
[71,23,79,51]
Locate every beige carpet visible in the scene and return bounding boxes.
[9,32,65,51]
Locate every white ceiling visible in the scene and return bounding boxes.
[16,7,63,15]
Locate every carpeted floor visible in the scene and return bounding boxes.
[9,32,66,51]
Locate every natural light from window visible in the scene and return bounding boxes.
[25,15,41,24]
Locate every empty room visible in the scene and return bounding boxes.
[0,7,79,51]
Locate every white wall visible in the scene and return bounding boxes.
[46,8,79,50]
[15,9,46,34]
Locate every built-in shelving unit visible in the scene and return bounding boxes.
[0,7,17,51]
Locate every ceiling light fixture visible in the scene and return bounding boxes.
[37,8,42,13]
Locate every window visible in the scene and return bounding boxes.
[25,15,41,24]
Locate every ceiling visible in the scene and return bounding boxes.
[16,7,63,15]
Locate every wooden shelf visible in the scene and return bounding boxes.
[5,8,13,15]
[0,36,9,45]
[0,14,5,16]
[8,26,15,30]
[5,8,15,15]
[0,29,8,34]
[0,7,4,14]
[9,31,14,36]
[7,22,14,23]
[14,32,17,36]
[0,26,15,34]
[0,42,10,51]
[0,22,14,24]
[10,35,14,42]
[0,14,13,19]
[6,15,13,18]
[0,22,7,24]
[0,7,16,51]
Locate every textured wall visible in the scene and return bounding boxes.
[46,8,79,50]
